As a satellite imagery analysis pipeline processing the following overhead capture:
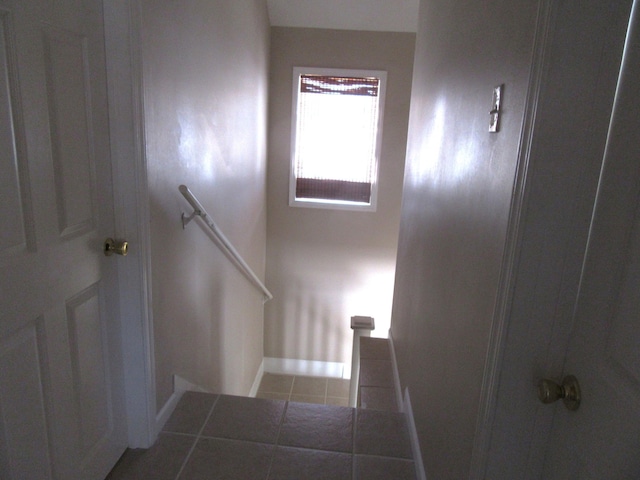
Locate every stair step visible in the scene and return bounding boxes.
[358,337,398,411]
[108,391,417,480]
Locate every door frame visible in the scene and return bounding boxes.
[103,0,157,449]
[468,0,554,475]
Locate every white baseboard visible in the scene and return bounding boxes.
[155,374,208,434]
[248,359,265,397]
[387,330,404,412]
[263,357,346,378]
[403,388,427,480]
[173,374,209,393]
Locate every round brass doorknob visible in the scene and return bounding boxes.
[104,238,128,256]
[538,375,581,411]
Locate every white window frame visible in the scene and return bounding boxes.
[289,67,387,212]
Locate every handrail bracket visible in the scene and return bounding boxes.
[181,209,200,229]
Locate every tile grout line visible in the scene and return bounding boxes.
[356,452,417,462]
[288,376,295,401]
[265,399,290,479]
[173,394,220,480]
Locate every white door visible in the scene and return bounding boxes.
[540,3,640,477]
[0,0,127,479]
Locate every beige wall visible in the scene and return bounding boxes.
[140,0,270,409]
[265,28,415,367]
[390,0,539,478]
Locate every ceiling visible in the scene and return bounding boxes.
[266,0,420,33]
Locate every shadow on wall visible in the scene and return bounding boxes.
[265,257,395,369]
[268,278,345,365]
[150,190,267,407]
[148,192,222,407]
[294,287,346,364]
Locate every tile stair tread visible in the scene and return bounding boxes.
[358,337,398,412]
[108,337,413,479]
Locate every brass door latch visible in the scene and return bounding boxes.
[538,375,581,411]
[104,238,128,256]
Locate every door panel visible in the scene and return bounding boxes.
[542,2,640,477]
[67,284,112,461]
[0,10,34,259]
[606,221,640,385]
[0,0,127,478]
[0,322,53,479]
[44,26,96,238]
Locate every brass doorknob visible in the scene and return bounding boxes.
[538,375,581,411]
[104,238,128,256]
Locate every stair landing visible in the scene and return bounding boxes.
[106,391,416,479]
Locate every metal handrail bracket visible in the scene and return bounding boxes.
[179,184,273,303]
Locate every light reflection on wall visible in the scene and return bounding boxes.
[450,136,477,186]
[344,261,396,339]
[407,95,479,190]
[177,104,219,179]
[408,95,446,188]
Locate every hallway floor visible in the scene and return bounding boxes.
[255,373,350,406]
[106,391,417,480]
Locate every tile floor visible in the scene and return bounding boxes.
[255,373,350,406]
[106,391,417,480]
[358,337,398,412]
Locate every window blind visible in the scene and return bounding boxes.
[293,74,381,204]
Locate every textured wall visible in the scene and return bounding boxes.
[265,27,415,368]
[140,0,270,409]
[390,0,538,478]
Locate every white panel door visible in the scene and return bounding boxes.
[0,0,127,479]
[541,3,640,477]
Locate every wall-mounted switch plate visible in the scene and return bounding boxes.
[489,84,503,133]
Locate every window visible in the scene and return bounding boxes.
[289,67,387,211]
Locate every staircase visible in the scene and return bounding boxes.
[107,335,416,479]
